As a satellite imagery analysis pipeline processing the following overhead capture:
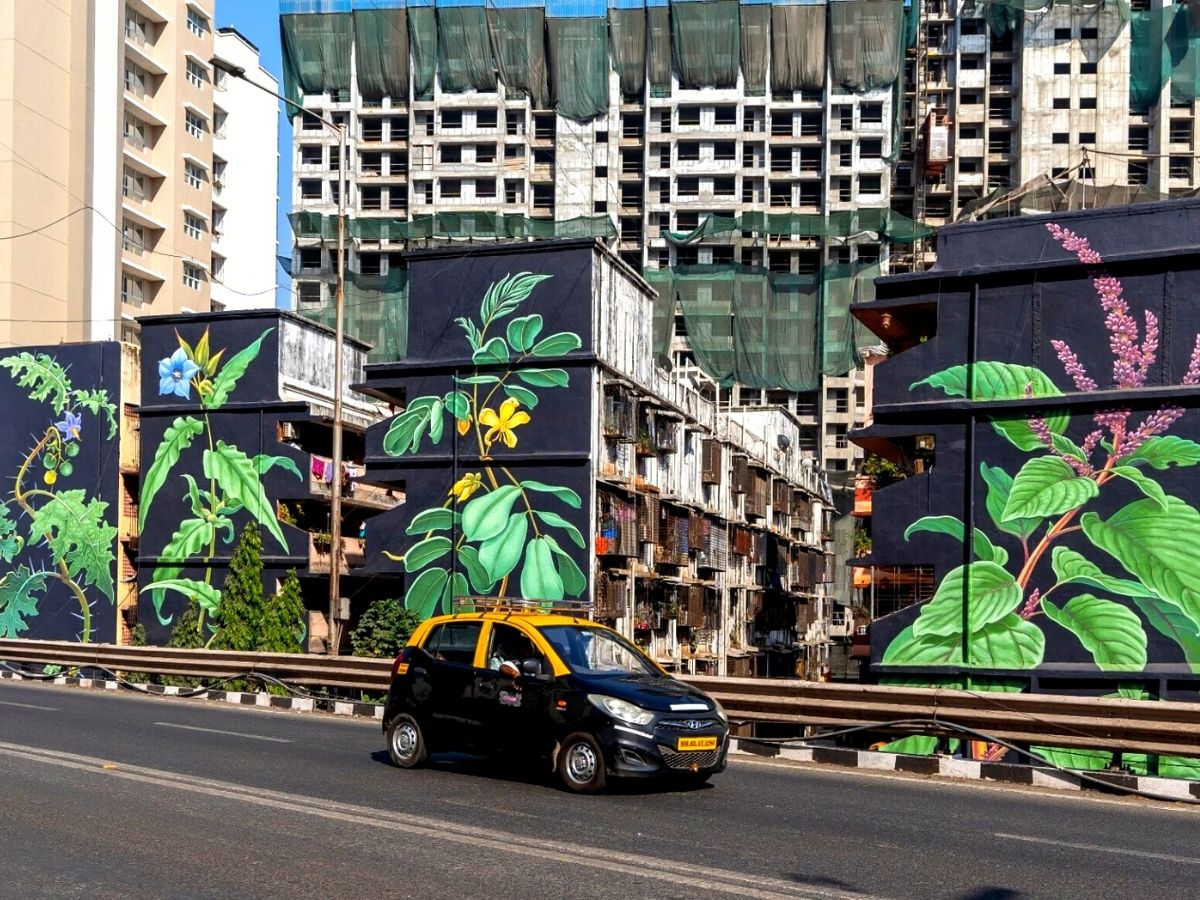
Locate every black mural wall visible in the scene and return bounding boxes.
[0,342,121,643]
[136,311,311,642]
[363,241,597,618]
[858,200,1200,695]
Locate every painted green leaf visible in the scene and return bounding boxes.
[204,328,272,410]
[454,374,501,385]
[544,535,587,596]
[253,454,304,481]
[520,480,582,508]
[0,505,24,564]
[516,368,569,388]
[1134,597,1200,674]
[1029,746,1113,770]
[443,390,471,419]
[382,397,439,456]
[970,615,1046,669]
[1159,756,1200,780]
[979,462,1040,540]
[203,440,287,550]
[406,507,460,535]
[72,388,118,440]
[447,573,471,612]
[1049,546,1157,599]
[881,625,962,666]
[404,535,452,573]
[428,399,445,445]
[478,513,528,582]
[472,337,510,366]
[506,314,544,353]
[146,565,183,625]
[877,735,940,756]
[457,545,497,594]
[158,517,215,564]
[1081,496,1200,628]
[1114,682,1152,701]
[503,384,539,409]
[181,474,206,519]
[534,510,586,549]
[0,352,72,413]
[1109,466,1168,511]
[140,416,204,530]
[454,316,482,351]
[461,484,522,542]
[1121,435,1200,470]
[0,567,51,638]
[912,562,1022,639]
[519,537,565,601]
[481,272,553,323]
[903,515,1008,566]
[33,489,118,600]
[404,568,448,619]
[530,332,582,358]
[1002,456,1098,522]
[141,578,222,616]
[1041,594,1148,671]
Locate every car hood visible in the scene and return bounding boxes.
[573,672,717,713]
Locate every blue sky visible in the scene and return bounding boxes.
[215,1,292,308]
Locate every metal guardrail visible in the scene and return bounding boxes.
[3,640,1199,757]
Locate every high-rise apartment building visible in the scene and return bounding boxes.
[0,1,216,349]
[211,27,281,312]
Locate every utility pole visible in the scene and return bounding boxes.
[210,57,348,654]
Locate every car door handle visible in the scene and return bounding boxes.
[478,680,497,697]
[411,667,427,677]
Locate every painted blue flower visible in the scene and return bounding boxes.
[55,411,82,442]
[158,348,201,398]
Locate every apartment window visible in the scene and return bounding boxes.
[505,144,525,160]
[361,152,383,175]
[859,174,882,195]
[798,181,821,209]
[505,179,524,204]
[297,282,322,307]
[361,186,382,210]
[441,110,463,129]
[122,167,146,202]
[1129,126,1151,151]
[678,177,699,198]
[714,141,736,161]
[125,62,148,97]
[301,112,324,132]
[389,116,407,139]
[1170,156,1192,179]
[476,144,497,164]
[414,181,432,203]
[743,107,764,133]
[299,179,322,200]
[1128,160,1150,185]
[121,275,146,308]
[477,178,497,199]
[362,118,384,141]
[122,221,145,255]
[441,179,462,199]
[861,103,884,125]
[185,110,205,139]
[300,145,322,166]
[1080,132,1096,145]
[184,213,204,240]
[1054,27,1072,40]
[1082,27,1098,40]
[1054,62,1071,75]
[713,176,735,197]
[186,59,207,89]
[714,106,736,126]
[476,109,498,130]
[593,200,607,213]
[860,139,882,160]
[506,111,525,136]
[678,106,701,127]
[386,187,406,210]
[183,263,203,290]
[532,184,553,209]
[357,253,382,276]
[534,114,555,140]
[799,111,822,137]
[1052,132,1069,144]
[678,142,700,162]
[1053,97,1070,110]
[187,8,207,37]
[185,161,205,189]
[989,98,1013,120]
[594,165,608,178]
[1171,119,1194,144]
[1080,62,1097,75]
[1079,96,1097,110]
[440,144,462,164]
[833,177,852,202]
[124,117,148,150]
[125,11,149,45]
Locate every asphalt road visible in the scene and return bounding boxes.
[1,679,1198,900]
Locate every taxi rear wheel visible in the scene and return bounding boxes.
[557,732,606,793]
[387,714,428,769]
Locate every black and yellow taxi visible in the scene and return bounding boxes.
[382,600,729,792]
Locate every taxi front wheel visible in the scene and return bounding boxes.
[387,714,428,769]
[557,732,607,793]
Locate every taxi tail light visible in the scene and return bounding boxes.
[392,647,412,676]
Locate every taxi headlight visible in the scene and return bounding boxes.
[712,699,728,725]
[588,694,656,726]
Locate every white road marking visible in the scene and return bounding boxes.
[0,700,57,711]
[153,722,293,744]
[0,739,880,900]
[994,832,1200,865]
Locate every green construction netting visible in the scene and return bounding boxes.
[647,5,673,96]
[829,0,904,93]
[740,3,770,96]
[647,263,880,390]
[547,16,610,120]
[353,8,408,100]
[642,268,678,363]
[1130,6,1200,109]
[437,7,497,93]
[984,0,1130,37]
[610,8,648,97]
[297,269,409,363]
[290,212,617,241]
[671,0,741,89]
[771,3,827,94]
[489,8,550,107]
[663,209,933,244]
[1168,6,1200,105]
[281,13,353,113]
[409,6,438,100]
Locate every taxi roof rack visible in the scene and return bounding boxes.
[454,597,593,615]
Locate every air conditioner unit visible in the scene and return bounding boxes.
[279,422,297,442]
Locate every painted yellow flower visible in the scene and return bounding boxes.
[456,416,472,436]
[449,472,484,503]
[479,398,530,450]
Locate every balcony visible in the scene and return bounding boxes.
[309,455,400,510]
[308,534,366,574]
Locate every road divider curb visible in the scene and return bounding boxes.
[729,738,1200,801]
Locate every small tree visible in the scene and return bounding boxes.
[212,524,265,652]
[166,599,205,650]
[351,598,421,658]
[260,569,306,655]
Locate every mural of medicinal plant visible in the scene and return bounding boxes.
[887,223,1200,679]
[0,352,118,642]
[139,327,301,636]
[381,272,589,617]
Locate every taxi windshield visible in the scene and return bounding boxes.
[539,626,659,676]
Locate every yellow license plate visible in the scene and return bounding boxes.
[677,736,718,752]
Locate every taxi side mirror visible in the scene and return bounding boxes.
[520,657,547,679]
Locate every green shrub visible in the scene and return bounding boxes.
[351,598,421,659]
